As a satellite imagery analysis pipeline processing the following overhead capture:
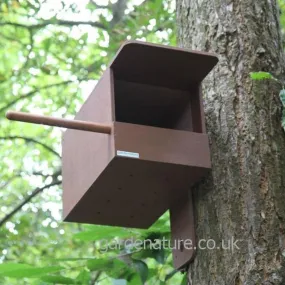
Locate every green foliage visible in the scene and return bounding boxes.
[0,263,63,278]
[41,275,77,284]
[132,260,148,283]
[73,226,140,241]
[250,72,276,81]
[0,0,185,284]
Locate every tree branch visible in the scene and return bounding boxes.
[0,179,61,228]
[0,175,21,190]
[91,271,102,285]
[20,30,34,71]
[0,80,73,114]
[0,20,106,30]
[110,0,128,28]
[30,170,62,178]
[90,0,110,9]
[0,136,61,158]
[0,32,25,45]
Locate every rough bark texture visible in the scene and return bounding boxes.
[177,0,285,284]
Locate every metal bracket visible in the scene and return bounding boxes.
[170,191,195,270]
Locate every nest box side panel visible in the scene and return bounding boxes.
[190,84,206,133]
[62,68,115,221]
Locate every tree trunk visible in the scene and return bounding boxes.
[177,0,285,284]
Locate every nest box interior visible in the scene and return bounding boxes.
[62,41,218,230]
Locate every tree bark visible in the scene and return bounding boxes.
[177,0,285,284]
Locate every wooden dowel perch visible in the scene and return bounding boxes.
[6,111,112,134]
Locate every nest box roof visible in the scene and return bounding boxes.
[110,41,218,90]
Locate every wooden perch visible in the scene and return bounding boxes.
[6,111,112,134]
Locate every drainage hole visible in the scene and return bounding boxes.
[179,240,184,252]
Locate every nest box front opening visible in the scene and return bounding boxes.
[111,42,217,133]
[114,79,193,131]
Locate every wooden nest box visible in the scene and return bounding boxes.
[62,41,218,228]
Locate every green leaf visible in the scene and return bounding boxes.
[148,268,158,280]
[132,247,165,264]
[146,212,170,233]
[108,260,135,280]
[133,260,148,284]
[0,73,6,81]
[40,275,76,284]
[87,259,136,280]
[250,71,274,80]
[81,33,88,43]
[43,38,52,51]
[181,273,188,285]
[112,279,127,285]
[0,264,64,278]
[75,269,91,284]
[165,269,179,281]
[0,263,32,272]
[128,274,142,285]
[87,258,112,271]
[73,226,136,241]
[154,248,165,264]
[52,258,94,262]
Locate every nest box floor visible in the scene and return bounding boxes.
[64,156,207,229]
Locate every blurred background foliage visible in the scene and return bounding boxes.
[1,0,285,284]
[0,0,184,284]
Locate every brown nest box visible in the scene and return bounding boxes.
[6,41,218,269]
[62,41,218,229]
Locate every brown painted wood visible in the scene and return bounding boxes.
[113,122,210,168]
[6,111,112,134]
[62,68,115,218]
[170,192,195,269]
[64,122,210,228]
[110,41,218,90]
